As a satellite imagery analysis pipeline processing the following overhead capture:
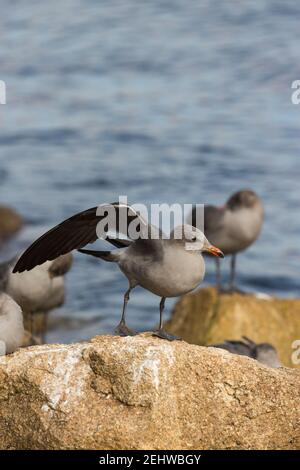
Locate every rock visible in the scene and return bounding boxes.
[0,334,299,450]
[165,287,300,368]
[0,206,23,244]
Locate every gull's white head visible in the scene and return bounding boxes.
[172,224,224,257]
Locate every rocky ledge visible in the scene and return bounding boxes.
[0,334,299,450]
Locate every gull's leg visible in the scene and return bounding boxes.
[28,311,35,344]
[229,254,236,291]
[30,311,34,336]
[228,254,244,293]
[115,287,137,336]
[152,297,181,341]
[26,311,41,346]
[41,312,48,344]
[216,257,222,291]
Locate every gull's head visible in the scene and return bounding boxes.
[255,343,281,368]
[226,189,262,211]
[171,224,224,257]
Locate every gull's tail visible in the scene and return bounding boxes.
[78,248,118,262]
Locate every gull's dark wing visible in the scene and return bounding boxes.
[13,203,143,273]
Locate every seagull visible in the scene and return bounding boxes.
[210,337,281,368]
[0,293,24,355]
[1,253,73,341]
[13,202,224,341]
[189,189,263,291]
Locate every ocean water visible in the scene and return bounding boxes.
[0,0,299,343]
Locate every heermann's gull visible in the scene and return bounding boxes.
[13,202,224,341]
[211,337,281,368]
[1,253,73,341]
[0,293,24,355]
[189,189,263,291]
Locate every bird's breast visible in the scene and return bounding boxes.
[210,207,263,254]
[120,247,205,298]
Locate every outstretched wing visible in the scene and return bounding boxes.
[13,202,146,273]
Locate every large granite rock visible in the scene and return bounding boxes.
[0,334,299,449]
[166,287,300,368]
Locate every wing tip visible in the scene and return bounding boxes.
[12,262,28,274]
[12,256,40,274]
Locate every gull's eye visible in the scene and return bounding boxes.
[191,235,197,241]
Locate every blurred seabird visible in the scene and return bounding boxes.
[1,253,73,341]
[0,293,24,355]
[211,337,281,368]
[189,189,263,291]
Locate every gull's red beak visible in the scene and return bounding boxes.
[206,245,224,258]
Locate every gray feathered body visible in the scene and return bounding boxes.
[118,239,205,298]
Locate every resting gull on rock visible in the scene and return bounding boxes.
[0,253,73,341]
[211,337,281,368]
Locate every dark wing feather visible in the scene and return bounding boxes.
[105,237,132,249]
[13,207,99,273]
[13,203,141,273]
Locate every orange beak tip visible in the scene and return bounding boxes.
[208,246,224,258]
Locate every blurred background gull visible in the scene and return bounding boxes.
[0,0,300,343]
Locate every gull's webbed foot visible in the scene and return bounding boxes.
[152,329,182,341]
[114,321,137,337]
